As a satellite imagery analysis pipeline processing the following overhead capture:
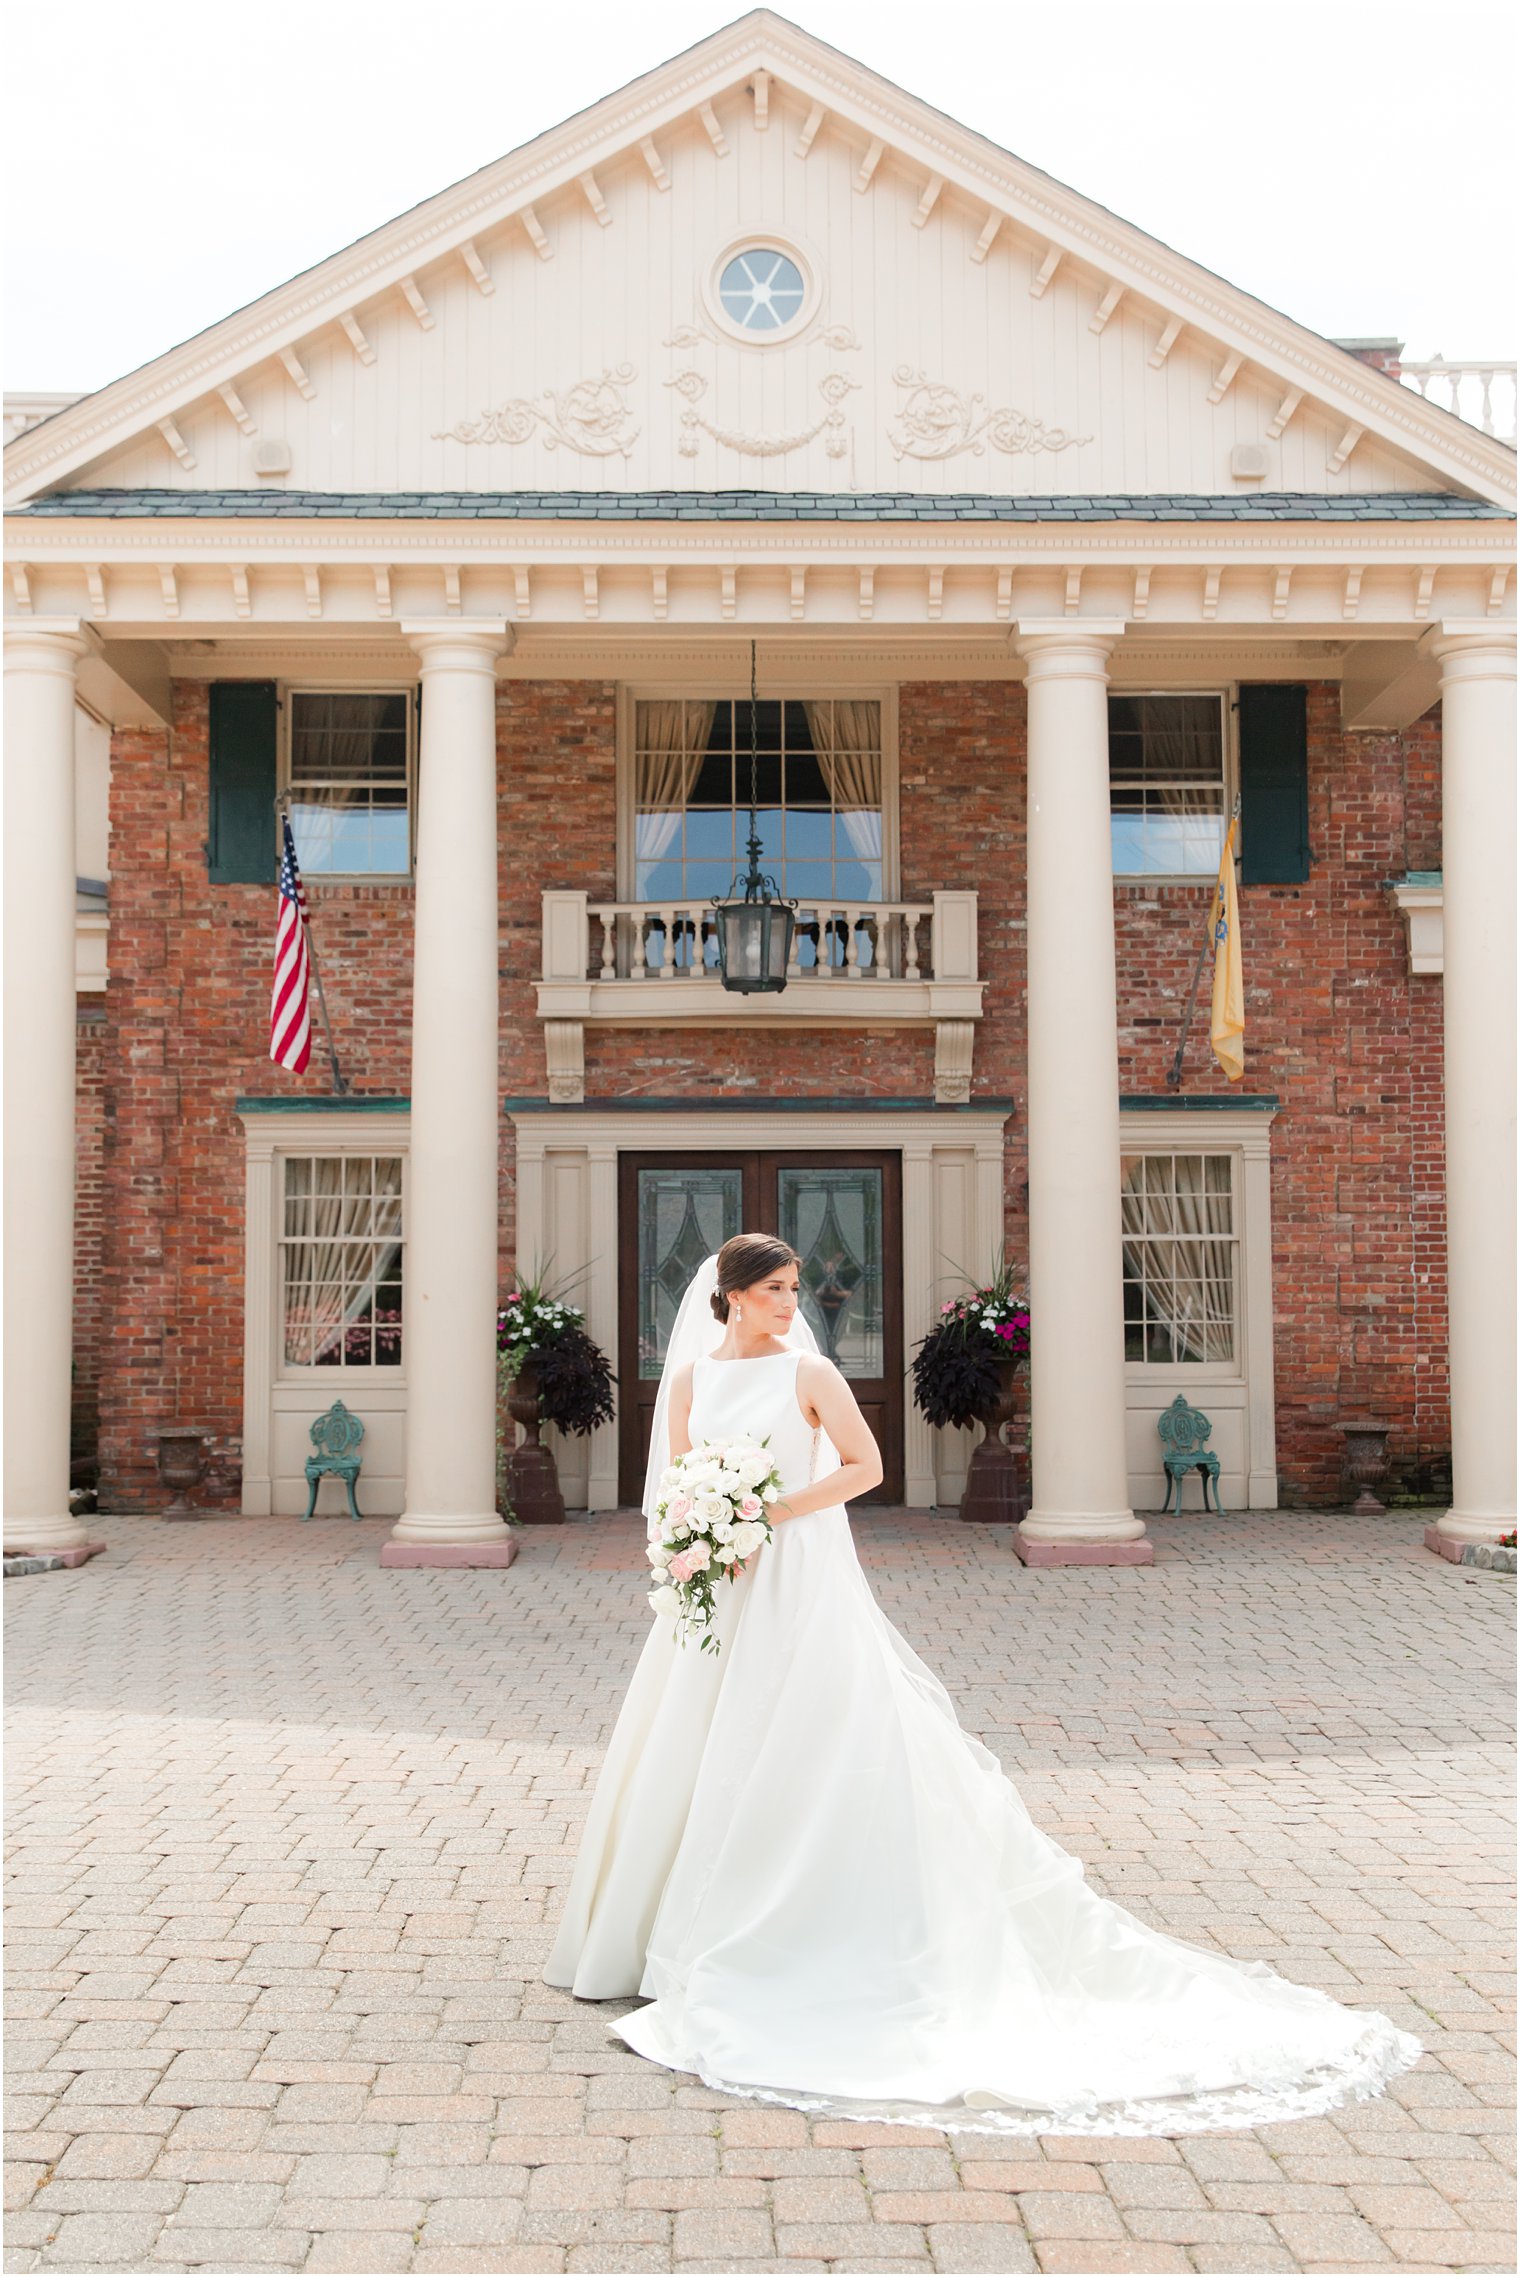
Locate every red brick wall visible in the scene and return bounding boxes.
[72,1004,108,1479]
[87,673,1447,1512]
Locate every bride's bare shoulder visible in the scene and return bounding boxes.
[796,1352,844,1396]
[670,1360,697,1401]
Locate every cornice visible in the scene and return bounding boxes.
[6,514,1513,564]
[4,10,1513,509]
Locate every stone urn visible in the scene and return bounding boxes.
[506,1360,566,1525]
[1335,1420,1392,1514]
[959,1357,1031,1524]
[156,1426,212,1518]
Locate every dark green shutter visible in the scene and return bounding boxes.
[1238,683,1309,885]
[207,681,278,883]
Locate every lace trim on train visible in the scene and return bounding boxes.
[653,2017,1422,2140]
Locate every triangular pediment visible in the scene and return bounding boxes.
[6,10,1514,510]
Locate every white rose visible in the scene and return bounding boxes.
[665,1517,691,1542]
[737,1452,771,1488]
[729,1520,766,1557]
[712,1519,735,1544]
[760,1484,780,1503]
[648,1542,673,1568]
[648,1585,680,1618]
[694,1493,726,1525]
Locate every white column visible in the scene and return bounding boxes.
[1014,624,1149,1563]
[384,623,515,1566]
[4,622,95,1559]
[1426,627,1517,1552]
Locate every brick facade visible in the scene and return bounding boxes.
[84,674,1447,1512]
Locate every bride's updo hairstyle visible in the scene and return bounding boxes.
[710,1233,802,1324]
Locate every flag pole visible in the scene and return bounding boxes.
[276,794,350,1096]
[1164,794,1240,1092]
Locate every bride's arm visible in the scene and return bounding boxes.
[667,1363,696,1461]
[769,1356,884,1522]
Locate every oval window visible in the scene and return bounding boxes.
[716,247,807,335]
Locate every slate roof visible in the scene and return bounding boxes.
[13,488,1514,522]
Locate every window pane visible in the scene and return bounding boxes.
[280,1154,404,1371]
[633,692,884,905]
[289,692,410,876]
[1109,694,1225,876]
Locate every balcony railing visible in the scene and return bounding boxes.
[1399,359,1517,446]
[536,889,983,1105]
[588,899,934,983]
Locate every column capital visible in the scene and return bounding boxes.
[401,620,512,672]
[4,619,88,676]
[1014,620,1127,679]
[1419,621,1517,683]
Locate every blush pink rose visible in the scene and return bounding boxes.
[739,1495,762,1518]
[669,1495,692,1522]
[667,1549,698,1583]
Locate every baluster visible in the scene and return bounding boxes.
[1480,368,1496,436]
[598,908,616,981]
[905,910,922,982]
[660,905,676,978]
[787,907,803,981]
[845,905,862,978]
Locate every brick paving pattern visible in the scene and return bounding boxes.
[4,1509,1513,2275]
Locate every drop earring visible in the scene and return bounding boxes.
[734,1303,743,1323]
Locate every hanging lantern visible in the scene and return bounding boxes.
[714,644,796,994]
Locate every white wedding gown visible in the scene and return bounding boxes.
[542,1350,1420,2135]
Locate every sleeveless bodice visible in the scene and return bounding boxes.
[688,1351,820,1497]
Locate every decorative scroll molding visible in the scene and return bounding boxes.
[668,369,858,459]
[887,368,1089,462]
[664,321,860,354]
[434,364,640,456]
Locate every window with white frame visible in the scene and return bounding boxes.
[631,696,888,971]
[281,1155,404,1367]
[1120,1150,1237,1364]
[1109,693,1228,877]
[285,691,413,877]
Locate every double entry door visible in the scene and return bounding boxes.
[617,1152,903,1507]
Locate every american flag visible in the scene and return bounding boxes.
[270,813,312,1073]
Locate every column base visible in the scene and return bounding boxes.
[1,1539,107,1569]
[1426,1514,1514,1558]
[380,1536,519,1569]
[1013,1532,1154,1567]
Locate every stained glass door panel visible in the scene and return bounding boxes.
[636,1168,743,1377]
[775,1167,884,1377]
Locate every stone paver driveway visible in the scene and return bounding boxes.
[4,1509,1514,2277]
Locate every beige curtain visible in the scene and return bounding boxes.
[293,696,392,817]
[1120,1153,1234,1364]
[285,1157,403,1366]
[804,700,883,864]
[634,700,717,867]
[1135,697,1221,819]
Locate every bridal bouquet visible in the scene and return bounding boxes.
[646,1437,782,1653]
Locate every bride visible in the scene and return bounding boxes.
[542,1233,1420,2136]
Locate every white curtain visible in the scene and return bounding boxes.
[1120,1154,1234,1364]
[634,700,717,867]
[804,700,883,864]
[285,1157,403,1366]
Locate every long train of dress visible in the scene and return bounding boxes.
[542,1352,1420,2136]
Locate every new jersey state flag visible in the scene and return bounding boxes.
[1209,815,1244,1082]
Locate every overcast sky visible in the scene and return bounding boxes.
[6,0,1514,394]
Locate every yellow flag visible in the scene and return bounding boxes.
[1209,816,1244,1082]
